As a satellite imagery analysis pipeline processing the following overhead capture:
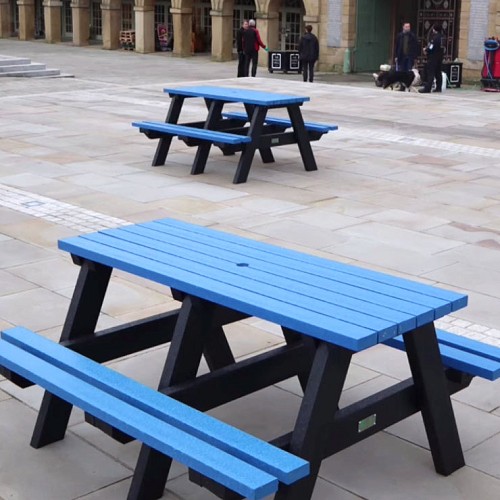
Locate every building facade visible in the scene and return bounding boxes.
[1,0,499,77]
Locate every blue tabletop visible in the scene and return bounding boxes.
[163,86,310,106]
[59,219,468,352]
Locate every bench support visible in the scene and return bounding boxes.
[233,106,268,184]
[404,324,466,475]
[191,99,225,175]
[129,295,230,500]
[276,342,353,500]
[152,95,185,166]
[31,261,112,448]
[287,104,318,173]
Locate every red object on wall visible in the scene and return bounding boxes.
[482,39,500,79]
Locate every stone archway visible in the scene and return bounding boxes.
[170,0,193,56]
[211,0,234,61]
[134,0,154,52]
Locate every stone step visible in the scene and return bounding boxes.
[0,63,47,73]
[0,57,32,67]
[0,68,62,78]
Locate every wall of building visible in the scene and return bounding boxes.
[0,0,499,79]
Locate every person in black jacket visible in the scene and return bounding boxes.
[419,24,444,93]
[394,22,418,71]
[242,20,267,77]
[298,25,319,83]
[236,20,249,77]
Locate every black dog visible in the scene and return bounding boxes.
[373,68,422,92]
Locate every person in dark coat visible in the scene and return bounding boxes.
[419,24,444,93]
[298,25,319,82]
[242,19,267,77]
[236,20,249,77]
[394,22,418,72]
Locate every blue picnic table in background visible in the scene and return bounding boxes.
[133,86,337,183]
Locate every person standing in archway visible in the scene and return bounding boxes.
[237,20,249,77]
[298,25,319,83]
[394,22,418,71]
[242,19,267,77]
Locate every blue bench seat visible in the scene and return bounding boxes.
[132,121,251,145]
[0,327,309,500]
[222,112,338,134]
[385,329,500,381]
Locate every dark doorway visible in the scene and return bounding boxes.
[355,0,393,72]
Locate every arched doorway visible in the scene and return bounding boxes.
[9,0,19,36]
[35,0,45,38]
[90,1,103,42]
[355,0,392,71]
[192,0,211,52]
[61,0,73,40]
[278,0,304,51]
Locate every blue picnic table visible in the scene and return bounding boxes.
[132,85,337,184]
[3,218,491,500]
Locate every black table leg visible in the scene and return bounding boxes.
[259,148,275,163]
[233,106,268,184]
[31,260,112,448]
[282,327,315,392]
[152,95,185,166]
[191,99,225,175]
[128,295,220,500]
[276,342,353,500]
[287,104,318,172]
[404,323,465,475]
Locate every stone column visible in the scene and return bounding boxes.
[72,0,90,46]
[134,0,154,53]
[171,7,192,56]
[210,9,232,61]
[18,0,35,40]
[0,0,11,38]
[255,11,278,67]
[44,0,62,42]
[101,0,121,49]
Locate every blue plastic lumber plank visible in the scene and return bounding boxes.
[141,222,438,323]
[74,230,396,341]
[0,341,277,499]
[163,86,309,106]
[157,218,467,309]
[131,122,251,144]
[139,122,252,144]
[222,112,338,133]
[124,223,429,327]
[116,225,414,335]
[383,334,500,381]
[58,236,377,351]
[2,327,309,484]
[88,229,399,338]
[134,221,446,324]
[436,329,500,363]
[154,219,467,314]
[63,232,383,347]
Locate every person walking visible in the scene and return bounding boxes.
[236,20,249,77]
[298,25,319,83]
[394,22,418,72]
[419,24,444,93]
[242,19,267,77]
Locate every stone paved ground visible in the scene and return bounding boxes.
[1,39,500,499]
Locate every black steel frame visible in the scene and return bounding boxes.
[8,256,471,500]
